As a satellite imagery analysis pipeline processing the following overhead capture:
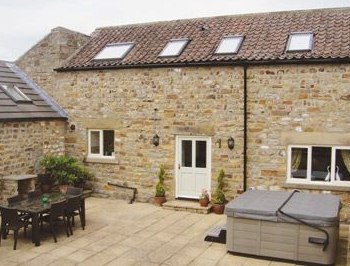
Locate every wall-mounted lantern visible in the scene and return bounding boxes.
[227,137,234,150]
[153,134,160,146]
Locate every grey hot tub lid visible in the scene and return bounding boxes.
[225,190,340,224]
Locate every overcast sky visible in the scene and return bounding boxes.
[1,0,349,61]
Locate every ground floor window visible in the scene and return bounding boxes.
[287,145,350,185]
[88,129,115,158]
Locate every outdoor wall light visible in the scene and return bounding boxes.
[227,137,234,150]
[152,134,160,146]
[69,123,76,131]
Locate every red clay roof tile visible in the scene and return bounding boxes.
[59,8,350,71]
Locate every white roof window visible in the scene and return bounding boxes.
[159,39,189,57]
[1,84,31,102]
[94,42,134,60]
[215,36,244,54]
[286,32,314,52]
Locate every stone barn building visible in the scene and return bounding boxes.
[16,8,350,221]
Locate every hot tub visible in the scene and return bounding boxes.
[225,190,340,265]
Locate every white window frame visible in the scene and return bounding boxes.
[215,35,244,55]
[286,32,314,52]
[287,145,350,186]
[94,42,134,60]
[88,129,115,159]
[159,38,189,57]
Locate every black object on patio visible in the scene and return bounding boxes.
[0,207,30,250]
[40,200,70,242]
[66,195,84,234]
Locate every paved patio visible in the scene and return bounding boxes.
[0,197,348,265]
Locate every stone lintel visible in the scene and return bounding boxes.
[281,132,350,146]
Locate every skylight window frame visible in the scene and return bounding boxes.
[286,32,314,52]
[159,38,190,57]
[215,35,245,55]
[94,42,135,60]
[0,84,32,103]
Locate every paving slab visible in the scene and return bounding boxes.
[0,197,347,266]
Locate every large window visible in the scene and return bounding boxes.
[287,145,350,185]
[88,130,115,158]
[286,32,313,52]
[94,43,134,60]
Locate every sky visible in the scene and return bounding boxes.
[1,0,349,61]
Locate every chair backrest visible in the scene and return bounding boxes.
[49,200,67,220]
[28,190,43,199]
[7,195,24,205]
[66,195,81,213]
[66,187,83,196]
[1,207,21,228]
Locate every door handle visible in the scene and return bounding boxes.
[178,164,180,170]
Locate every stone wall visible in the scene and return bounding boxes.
[247,64,350,222]
[55,66,245,202]
[0,120,66,200]
[16,27,90,98]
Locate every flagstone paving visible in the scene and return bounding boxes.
[0,197,348,265]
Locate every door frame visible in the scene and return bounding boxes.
[175,135,212,199]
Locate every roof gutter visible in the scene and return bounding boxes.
[55,57,350,72]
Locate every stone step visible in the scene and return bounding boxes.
[162,200,212,214]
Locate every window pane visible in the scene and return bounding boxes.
[182,140,192,167]
[94,43,134,59]
[287,33,313,51]
[90,131,100,154]
[159,39,188,57]
[196,141,207,168]
[103,130,114,156]
[215,36,243,54]
[290,147,308,179]
[335,149,350,181]
[311,147,331,182]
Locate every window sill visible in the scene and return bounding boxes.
[283,182,350,192]
[84,157,118,164]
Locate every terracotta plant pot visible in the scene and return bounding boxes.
[199,197,209,207]
[212,203,225,214]
[153,196,166,206]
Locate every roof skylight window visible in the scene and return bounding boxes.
[94,42,134,60]
[159,39,189,57]
[1,84,31,102]
[286,32,313,52]
[215,36,244,54]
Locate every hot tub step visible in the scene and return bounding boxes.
[204,224,226,244]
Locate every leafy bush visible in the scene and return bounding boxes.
[155,165,166,197]
[40,155,93,186]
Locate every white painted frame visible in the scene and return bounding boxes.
[87,129,115,159]
[287,145,350,186]
[175,135,212,199]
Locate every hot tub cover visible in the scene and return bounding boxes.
[225,190,340,226]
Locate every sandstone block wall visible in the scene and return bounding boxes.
[16,27,90,99]
[55,66,245,202]
[0,120,66,200]
[247,64,350,222]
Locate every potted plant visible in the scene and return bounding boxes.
[153,165,166,206]
[212,169,226,214]
[199,188,210,207]
[39,155,93,193]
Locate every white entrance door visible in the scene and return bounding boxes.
[176,136,211,199]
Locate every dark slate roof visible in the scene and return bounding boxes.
[0,60,67,121]
[58,8,350,71]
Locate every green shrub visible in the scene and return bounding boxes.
[40,155,93,186]
[212,169,226,204]
[155,165,166,197]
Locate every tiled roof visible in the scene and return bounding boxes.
[58,8,350,71]
[0,60,67,121]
